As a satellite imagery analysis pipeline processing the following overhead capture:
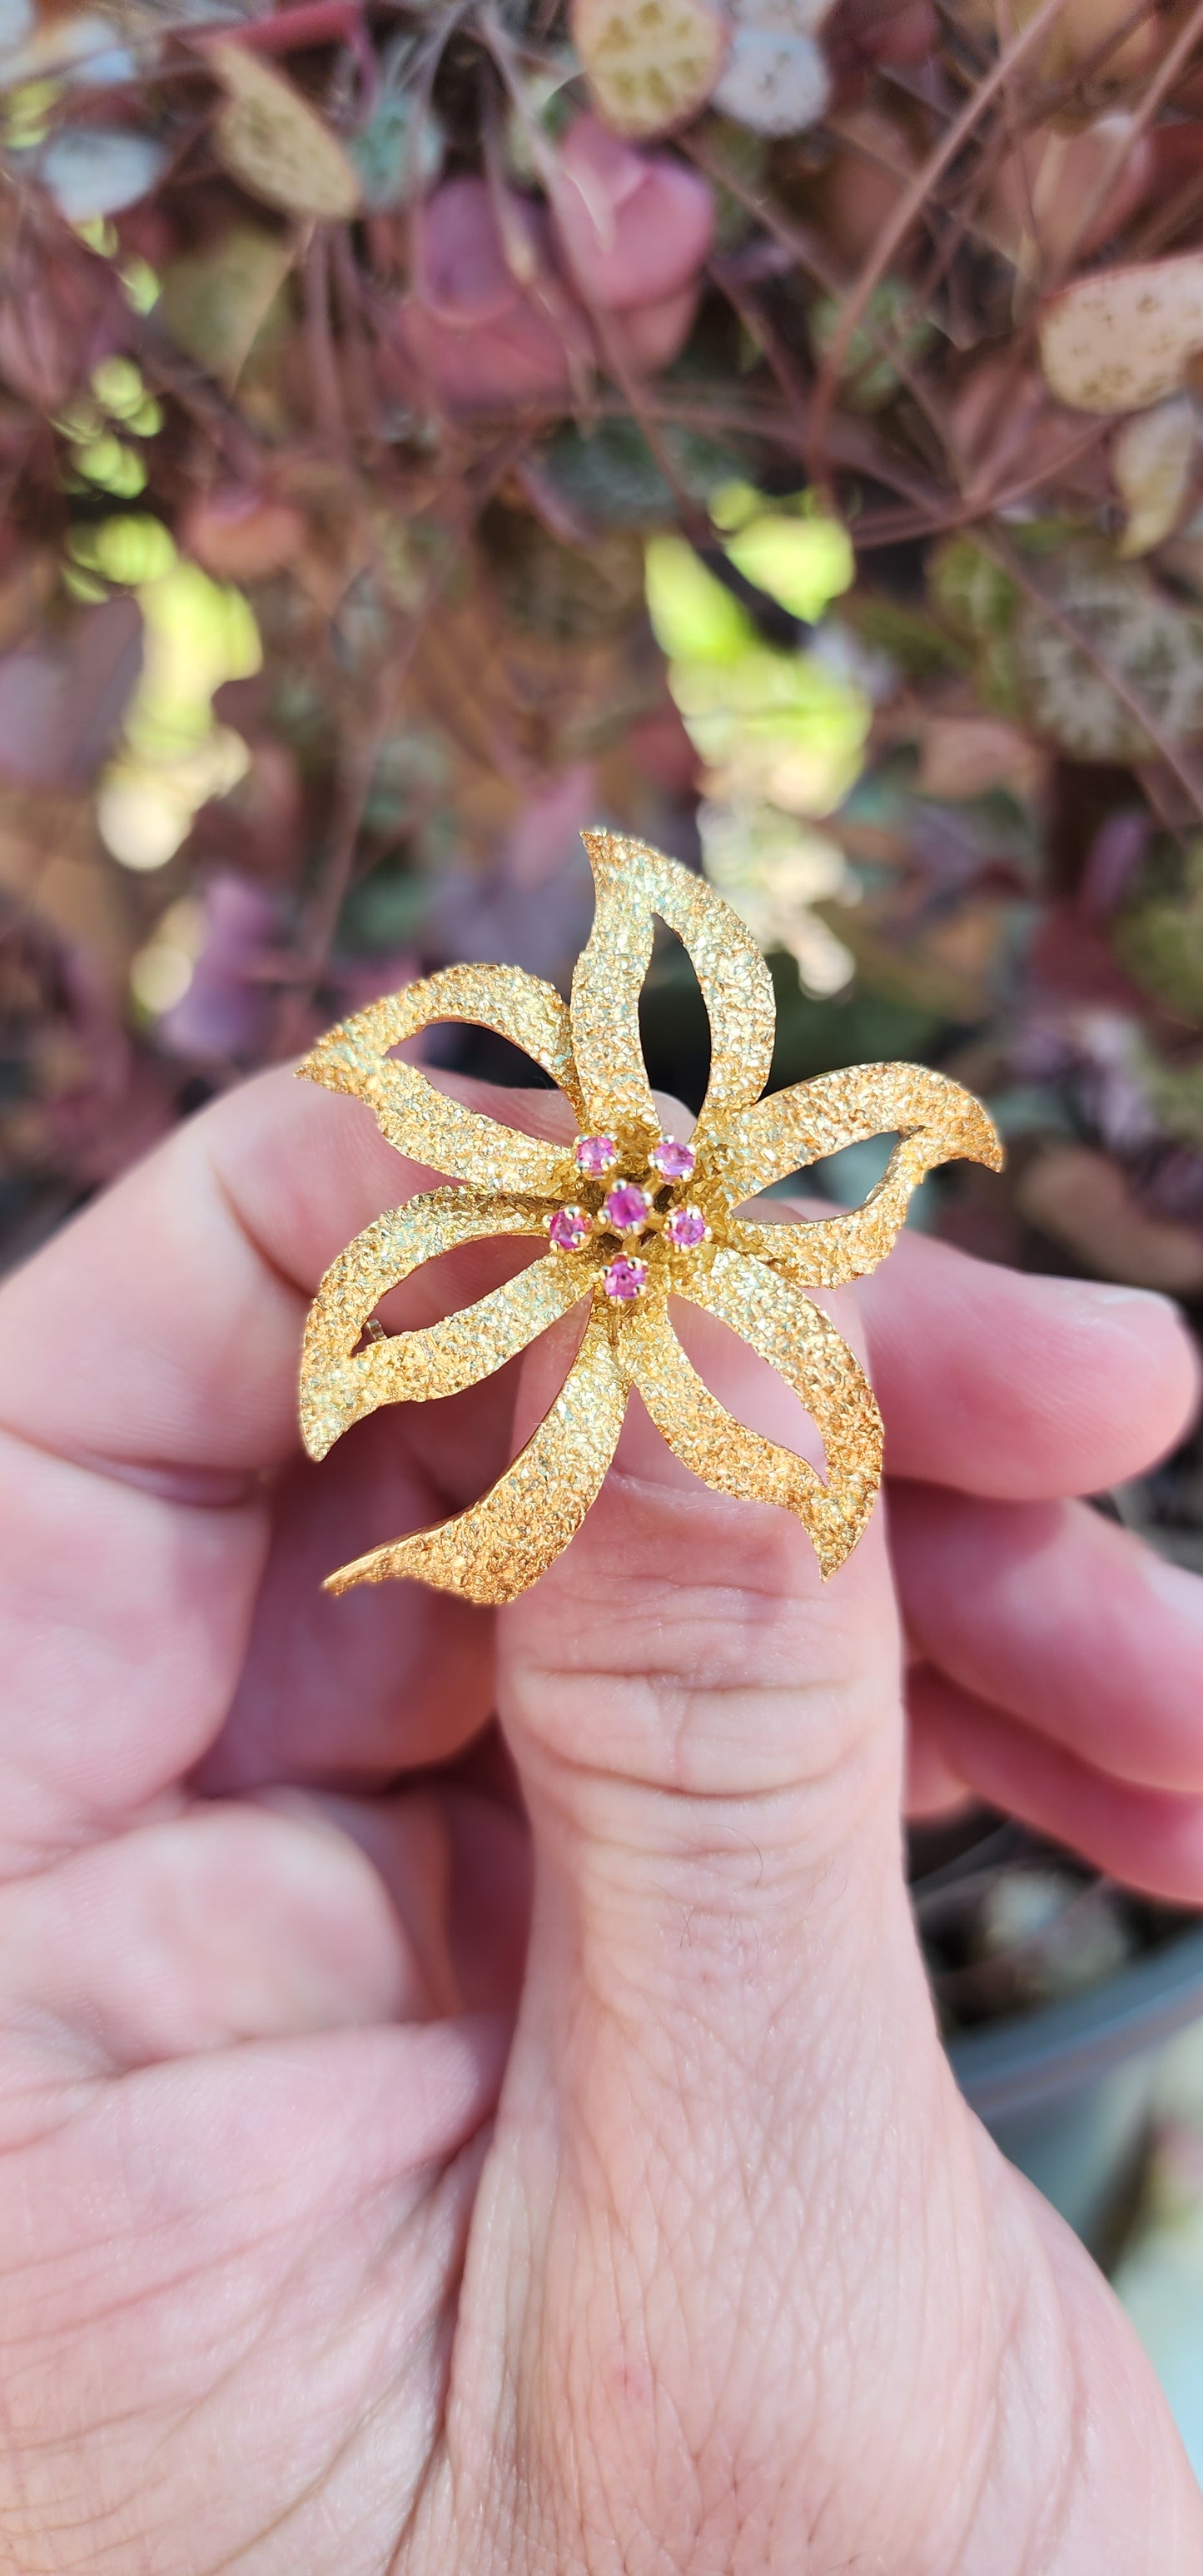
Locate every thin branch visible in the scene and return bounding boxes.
[1036,0,1203,301]
[684,127,956,465]
[804,0,1069,498]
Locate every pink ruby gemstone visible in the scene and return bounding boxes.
[604,1180,650,1231]
[603,1254,647,1300]
[549,1206,590,1252]
[575,1134,617,1175]
[666,1205,707,1249]
[651,1133,695,1181]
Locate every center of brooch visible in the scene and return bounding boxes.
[547,1131,710,1300]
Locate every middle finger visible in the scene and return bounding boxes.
[892,1482,1203,1793]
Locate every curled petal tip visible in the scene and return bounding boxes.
[321,1539,396,1594]
[296,1034,348,1093]
[963,1099,1006,1174]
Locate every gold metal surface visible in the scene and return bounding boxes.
[298,829,1003,1601]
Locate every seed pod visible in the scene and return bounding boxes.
[730,0,833,28]
[570,0,728,141]
[211,39,361,221]
[712,26,828,135]
[38,127,168,221]
[1039,253,1203,416]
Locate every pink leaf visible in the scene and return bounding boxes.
[393,178,579,409]
[552,115,714,312]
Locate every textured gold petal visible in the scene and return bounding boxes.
[323,1294,627,1605]
[570,830,777,1145]
[717,1064,1003,1288]
[662,1246,882,1576]
[298,962,583,1195]
[301,1187,579,1461]
[618,1277,843,1572]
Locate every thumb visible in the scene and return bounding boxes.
[498,1245,922,2042]
[482,1280,1191,2576]
[502,1266,907,1909]
[485,1246,980,2557]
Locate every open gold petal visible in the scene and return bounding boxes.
[322,1294,627,1606]
[717,1065,1003,1289]
[301,1187,578,1461]
[570,830,777,1144]
[617,1274,854,1576]
[666,1245,882,1575]
[298,962,584,1196]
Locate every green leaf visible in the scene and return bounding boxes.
[721,512,853,624]
[544,419,740,528]
[645,534,754,663]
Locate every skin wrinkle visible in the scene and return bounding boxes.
[0,1413,263,1511]
[949,2148,1130,2576]
[107,2157,463,2576]
[519,1879,914,2572]
[515,1713,897,1980]
[958,2253,1076,2576]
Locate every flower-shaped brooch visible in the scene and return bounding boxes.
[299,830,1002,1603]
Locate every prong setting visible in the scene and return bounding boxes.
[650,1133,696,1181]
[603,1254,648,1300]
[574,1134,619,1176]
[665,1205,708,1249]
[548,1205,593,1252]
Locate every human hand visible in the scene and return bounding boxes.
[0,1065,1200,2572]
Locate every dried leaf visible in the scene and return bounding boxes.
[712,27,829,136]
[0,598,142,792]
[1112,396,1196,559]
[818,105,916,268]
[211,39,361,221]
[1017,1145,1203,1294]
[916,714,1046,803]
[1039,256,1203,416]
[1041,0,1160,83]
[159,222,294,390]
[571,0,727,141]
[985,116,1153,281]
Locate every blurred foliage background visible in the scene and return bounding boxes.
[2,0,1203,1585]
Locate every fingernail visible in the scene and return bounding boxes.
[1077,1283,1181,1319]
[1141,1549,1203,1635]
[1036,1278,1184,1328]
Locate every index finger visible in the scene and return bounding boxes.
[857,1226,1200,1499]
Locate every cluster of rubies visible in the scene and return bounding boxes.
[547,1129,710,1300]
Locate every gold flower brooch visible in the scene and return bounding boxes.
[298,831,1002,1604]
